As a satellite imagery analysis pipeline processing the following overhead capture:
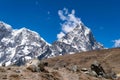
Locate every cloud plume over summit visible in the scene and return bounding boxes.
[57,8,81,39]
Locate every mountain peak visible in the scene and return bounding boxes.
[58,22,91,44]
[14,27,51,46]
[0,21,12,40]
[0,21,12,31]
[48,21,103,58]
[0,23,51,66]
[19,27,29,31]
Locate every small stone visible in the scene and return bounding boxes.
[81,68,88,72]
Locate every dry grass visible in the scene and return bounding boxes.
[0,48,119,80]
[9,74,20,80]
[0,67,6,72]
[44,48,120,74]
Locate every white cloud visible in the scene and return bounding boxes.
[61,21,76,33]
[68,12,80,24]
[58,8,81,24]
[48,11,50,15]
[113,39,120,47]
[71,9,75,14]
[63,8,68,14]
[58,10,66,20]
[57,32,65,39]
[57,8,81,39]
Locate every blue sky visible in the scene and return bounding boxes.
[0,0,120,48]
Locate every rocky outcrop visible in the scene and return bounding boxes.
[26,59,48,72]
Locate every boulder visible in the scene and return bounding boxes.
[91,61,106,77]
[26,59,48,72]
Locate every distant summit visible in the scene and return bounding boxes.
[42,21,103,58]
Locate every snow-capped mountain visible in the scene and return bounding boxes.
[0,21,103,66]
[46,22,103,58]
[0,22,50,66]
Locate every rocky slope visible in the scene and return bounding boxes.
[0,48,120,80]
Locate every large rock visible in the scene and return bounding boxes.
[26,59,45,72]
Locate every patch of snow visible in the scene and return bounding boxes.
[41,38,51,46]
[69,52,75,54]
[84,27,90,36]
[22,46,30,55]
[5,61,11,66]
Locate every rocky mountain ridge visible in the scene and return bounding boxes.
[0,22,50,66]
[47,22,103,58]
[0,21,103,66]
